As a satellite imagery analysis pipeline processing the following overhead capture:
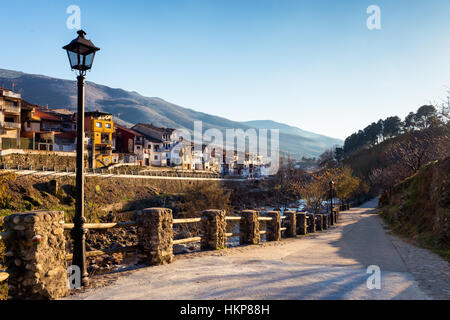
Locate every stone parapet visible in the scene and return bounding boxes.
[3,210,69,299]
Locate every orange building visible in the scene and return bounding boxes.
[84,111,114,168]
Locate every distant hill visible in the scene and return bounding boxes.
[0,68,342,158]
[242,120,342,155]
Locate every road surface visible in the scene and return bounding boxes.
[68,199,449,300]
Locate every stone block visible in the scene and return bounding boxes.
[296,212,307,235]
[239,210,260,245]
[284,211,296,237]
[3,210,69,299]
[306,213,316,233]
[315,214,323,231]
[136,208,173,265]
[266,211,281,241]
[201,210,227,250]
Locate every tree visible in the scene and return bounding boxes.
[334,166,361,205]
[319,148,336,168]
[370,127,450,192]
[403,112,416,132]
[414,105,440,129]
[382,116,402,139]
[334,147,344,162]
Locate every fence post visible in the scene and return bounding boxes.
[315,214,323,231]
[329,212,334,226]
[136,208,173,265]
[3,210,69,299]
[201,209,227,250]
[239,210,260,245]
[322,214,329,230]
[306,213,316,233]
[296,212,307,235]
[283,211,296,237]
[266,211,281,241]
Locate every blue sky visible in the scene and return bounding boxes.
[2,0,450,139]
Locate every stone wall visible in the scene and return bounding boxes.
[0,153,76,170]
[3,210,69,299]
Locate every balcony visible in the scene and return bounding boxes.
[2,122,21,130]
[1,91,21,99]
[2,105,20,114]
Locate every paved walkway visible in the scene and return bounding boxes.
[68,199,449,300]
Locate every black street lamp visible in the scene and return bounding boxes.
[63,30,100,286]
[329,180,334,214]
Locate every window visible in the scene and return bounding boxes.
[154,155,158,160]
[95,122,102,128]
[105,123,111,129]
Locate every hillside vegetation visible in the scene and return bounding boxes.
[379,157,450,261]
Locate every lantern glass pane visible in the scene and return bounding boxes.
[84,52,95,69]
[68,50,80,69]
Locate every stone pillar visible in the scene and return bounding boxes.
[315,214,323,231]
[296,212,307,235]
[201,209,227,250]
[3,210,69,299]
[136,208,173,265]
[239,210,260,245]
[306,213,316,233]
[266,211,281,241]
[284,211,296,237]
[323,214,329,230]
[329,212,334,226]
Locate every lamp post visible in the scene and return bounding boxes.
[329,180,334,214]
[63,30,100,286]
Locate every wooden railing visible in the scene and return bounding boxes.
[0,208,338,297]
[62,220,138,261]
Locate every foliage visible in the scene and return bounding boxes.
[179,181,233,217]
[0,173,15,209]
[266,156,306,206]
[369,127,450,193]
[343,105,447,156]
[334,166,362,204]
[379,157,450,261]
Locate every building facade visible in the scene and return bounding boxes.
[0,88,21,150]
[83,111,114,168]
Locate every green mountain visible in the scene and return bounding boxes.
[0,68,342,158]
